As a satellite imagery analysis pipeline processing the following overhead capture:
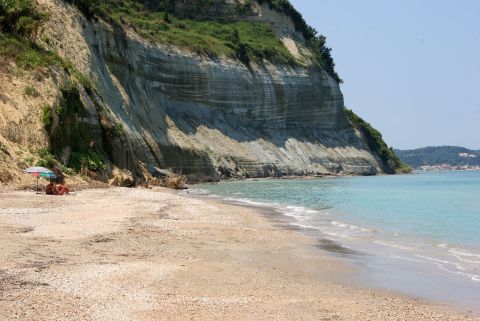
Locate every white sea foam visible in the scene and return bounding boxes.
[374,240,415,251]
[456,257,480,264]
[416,254,455,265]
[331,221,370,232]
[448,248,480,259]
[290,223,320,231]
[222,197,279,208]
[389,255,425,263]
[320,231,355,240]
[416,255,464,268]
[331,221,347,228]
[186,188,210,195]
[434,264,480,283]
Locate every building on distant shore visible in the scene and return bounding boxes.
[459,153,477,158]
[418,164,480,171]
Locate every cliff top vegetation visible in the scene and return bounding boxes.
[107,0,297,65]
[257,0,342,82]
[345,109,411,174]
[64,0,342,82]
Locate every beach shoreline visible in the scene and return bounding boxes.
[187,184,480,314]
[0,187,475,320]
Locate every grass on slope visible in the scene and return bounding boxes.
[66,0,343,81]
[0,33,95,94]
[94,0,296,65]
[0,34,62,69]
[0,0,55,68]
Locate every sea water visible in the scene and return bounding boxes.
[192,171,480,310]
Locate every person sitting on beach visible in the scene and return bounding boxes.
[56,183,70,195]
[45,180,58,195]
[51,166,70,195]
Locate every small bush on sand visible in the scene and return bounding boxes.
[24,84,39,96]
[0,142,7,152]
[163,173,187,190]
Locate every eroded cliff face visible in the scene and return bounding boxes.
[0,0,387,183]
[95,42,384,176]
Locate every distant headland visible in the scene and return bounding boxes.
[395,146,480,171]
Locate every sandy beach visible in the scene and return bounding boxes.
[0,187,475,320]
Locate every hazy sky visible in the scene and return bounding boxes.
[290,0,480,150]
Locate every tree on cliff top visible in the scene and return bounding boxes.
[345,108,411,173]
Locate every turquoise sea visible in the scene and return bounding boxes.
[193,171,480,310]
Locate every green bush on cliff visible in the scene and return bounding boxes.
[257,0,314,38]
[0,0,53,68]
[345,108,411,174]
[0,0,56,70]
[307,34,342,83]
[0,0,44,38]
[40,80,108,174]
[42,104,53,131]
[32,147,105,174]
[69,151,107,172]
[35,147,58,168]
[0,31,94,87]
[24,84,39,96]
[0,34,60,69]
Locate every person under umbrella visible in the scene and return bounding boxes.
[24,167,56,194]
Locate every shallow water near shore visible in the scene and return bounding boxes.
[192,171,480,312]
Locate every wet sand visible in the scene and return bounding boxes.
[0,188,475,320]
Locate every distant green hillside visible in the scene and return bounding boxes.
[395,146,480,168]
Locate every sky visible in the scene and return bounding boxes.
[289,0,480,150]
